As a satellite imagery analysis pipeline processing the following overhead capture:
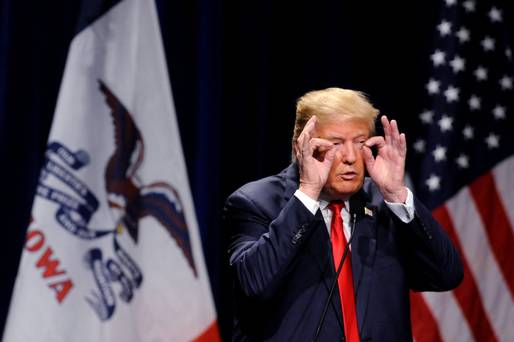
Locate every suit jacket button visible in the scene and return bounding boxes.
[292,230,304,244]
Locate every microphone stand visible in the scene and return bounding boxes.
[312,212,358,342]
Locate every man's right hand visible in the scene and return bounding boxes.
[295,116,336,201]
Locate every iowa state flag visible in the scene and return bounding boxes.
[2,0,219,341]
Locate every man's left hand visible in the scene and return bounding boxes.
[362,115,407,203]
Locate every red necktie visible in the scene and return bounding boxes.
[328,202,360,342]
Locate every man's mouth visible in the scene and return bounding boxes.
[338,171,357,180]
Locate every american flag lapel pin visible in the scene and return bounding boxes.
[364,207,373,217]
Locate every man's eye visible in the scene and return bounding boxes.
[354,140,365,148]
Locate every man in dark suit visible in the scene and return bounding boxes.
[224,88,463,341]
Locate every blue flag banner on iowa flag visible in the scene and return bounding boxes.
[2,0,220,341]
[408,0,514,341]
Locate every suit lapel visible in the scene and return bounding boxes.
[305,213,345,331]
[351,202,377,334]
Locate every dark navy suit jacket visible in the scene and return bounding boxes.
[224,164,463,341]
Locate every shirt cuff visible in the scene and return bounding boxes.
[294,189,320,215]
[384,187,415,223]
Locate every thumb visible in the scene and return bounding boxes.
[325,145,337,163]
[323,148,336,165]
[361,145,375,170]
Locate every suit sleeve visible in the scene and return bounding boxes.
[224,189,323,300]
[395,196,464,292]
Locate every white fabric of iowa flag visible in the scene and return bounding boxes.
[2,0,219,341]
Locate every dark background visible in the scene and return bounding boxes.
[1,1,511,340]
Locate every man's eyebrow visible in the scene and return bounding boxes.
[323,132,369,140]
[324,136,343,141]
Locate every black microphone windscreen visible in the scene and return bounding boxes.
[350,193,365,218]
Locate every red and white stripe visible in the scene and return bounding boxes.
[412,155,514,342]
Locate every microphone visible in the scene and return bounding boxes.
[312,196,365,342]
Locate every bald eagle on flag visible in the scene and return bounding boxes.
[99,80,197,276]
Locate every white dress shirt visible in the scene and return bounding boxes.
[294,188,415,243]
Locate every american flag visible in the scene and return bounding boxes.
[407,0,514,341]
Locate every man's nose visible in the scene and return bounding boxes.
[336,142,357,164]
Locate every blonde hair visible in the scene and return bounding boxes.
[291,87,379,160]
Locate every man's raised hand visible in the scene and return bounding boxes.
[296,116,335,200]
[362,115,408,203]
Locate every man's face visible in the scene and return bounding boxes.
[315,119,370,201]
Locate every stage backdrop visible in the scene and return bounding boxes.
[1,0,513,340]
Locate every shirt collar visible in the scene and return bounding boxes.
[320,198,350,212]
